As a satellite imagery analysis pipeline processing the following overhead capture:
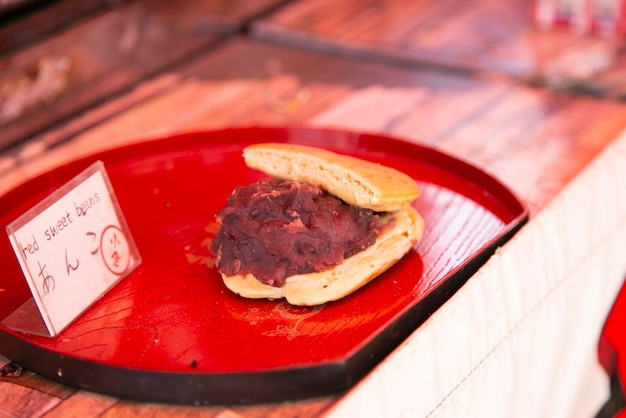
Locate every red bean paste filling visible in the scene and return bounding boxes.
[211,178,382,287]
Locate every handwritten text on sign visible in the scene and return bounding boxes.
[6,161,141,337]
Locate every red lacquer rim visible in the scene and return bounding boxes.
[0,126,528,404]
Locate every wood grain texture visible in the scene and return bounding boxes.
[1,371,76,399]
[0,0,111,54]
[0,380,61,417]
[0,0,289,151]
[0,73,181,176]
[0,38,514,195]
[251,0,626,98]
[0,1,222,150]
[434,89,626,212]
[43,391,118,418]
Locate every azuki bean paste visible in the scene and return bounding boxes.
[211,178,382,287]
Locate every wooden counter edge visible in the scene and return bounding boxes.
[323,130,626,417]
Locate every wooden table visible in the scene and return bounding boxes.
[2,1,626,417]
[0,0,287,150]
[251,0,626,97]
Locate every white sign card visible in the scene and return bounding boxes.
[3,161,141,338]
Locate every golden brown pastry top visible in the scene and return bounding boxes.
[243,143,420,212]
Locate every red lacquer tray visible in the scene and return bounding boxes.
[0,127,528,404]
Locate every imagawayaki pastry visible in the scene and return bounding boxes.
[210,143,425,306]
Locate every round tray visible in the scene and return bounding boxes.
[0,127,528,404]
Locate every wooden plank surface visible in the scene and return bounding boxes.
[1,35,626,417]
[251,0,626,98]
[0,37,513,193]
[0,0,112,54]
[0,0,289,151]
